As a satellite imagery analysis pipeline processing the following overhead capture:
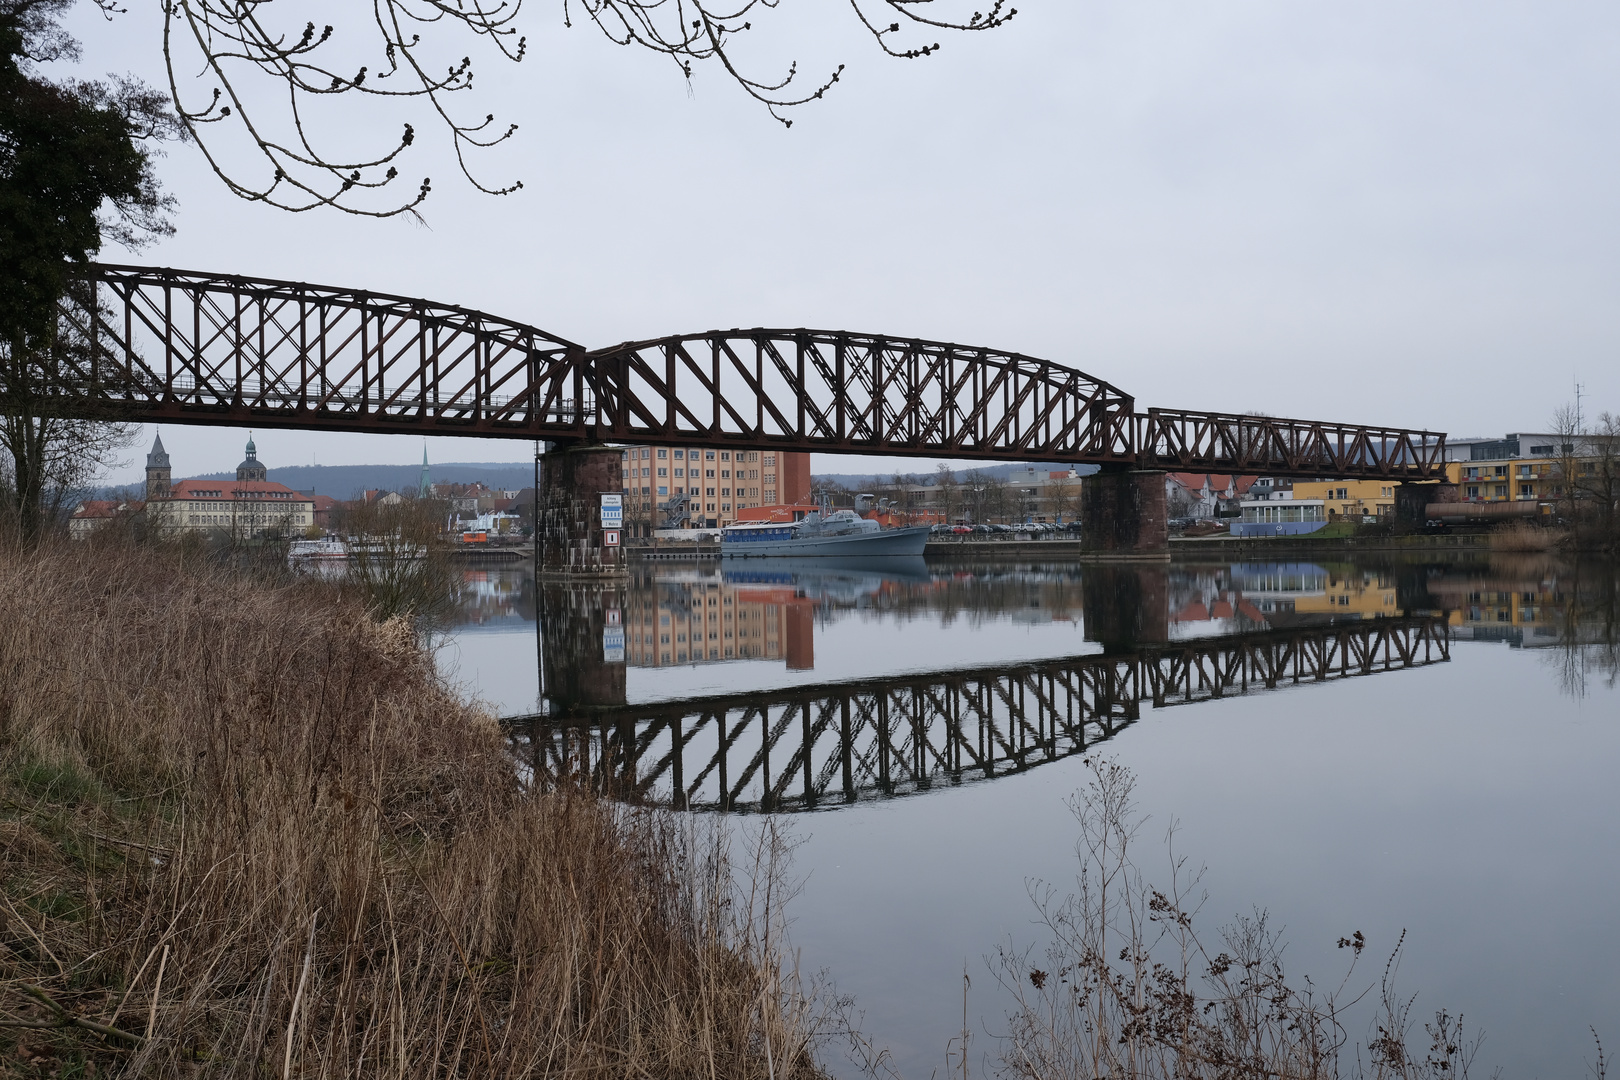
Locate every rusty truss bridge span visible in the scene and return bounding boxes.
[505,618,1450,813]
[55,264,1447,478]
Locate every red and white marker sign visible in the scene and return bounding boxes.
[603,529,620,547]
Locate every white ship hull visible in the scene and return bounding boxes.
[722,525,932,558]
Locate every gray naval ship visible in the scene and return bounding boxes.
[720,509,932,558]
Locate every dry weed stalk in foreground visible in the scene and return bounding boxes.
[0,539,828,1078]
[993,758,1492,1080]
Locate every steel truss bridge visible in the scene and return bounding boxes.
[504,617,1450,812]
[49,264,1448,477]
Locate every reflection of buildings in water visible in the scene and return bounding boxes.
[626,573,812,669]
[453,568,533,626]
[1171,563,1400,636]
[1427,575,1570,646]
[627,562,1091,670]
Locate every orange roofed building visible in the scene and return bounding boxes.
[145,434,316,538]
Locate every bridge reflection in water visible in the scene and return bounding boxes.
[503,617,1450,813]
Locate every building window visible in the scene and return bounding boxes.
[658,486,668,495]
[658,448,667,458]
[705,451,715,459]
[675,450,684,458]
[720,451,730,461]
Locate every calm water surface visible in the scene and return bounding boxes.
[437,553,1620,1078]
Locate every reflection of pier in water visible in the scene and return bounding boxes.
[505,617,1450,812]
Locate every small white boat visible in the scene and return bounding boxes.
[288,538,350,560]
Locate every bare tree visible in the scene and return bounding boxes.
[1043,474,1078,524]
[0,296,138,545]
[934,462,959,524]
[132,0,1017,217]
[1550,403,1620,548]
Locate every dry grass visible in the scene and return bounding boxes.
[0,538,826,1078]
[1487,521,1565,553]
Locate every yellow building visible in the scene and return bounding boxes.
[1290,479,1400,521]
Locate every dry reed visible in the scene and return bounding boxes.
[0,538,827,1078]
[1487,521,1565,553]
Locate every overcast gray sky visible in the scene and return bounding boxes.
[59,1,1620,486]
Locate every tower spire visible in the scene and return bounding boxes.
[418,443,431,498]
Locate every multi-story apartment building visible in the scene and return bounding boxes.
[1446,432,1571,504]
[618,446,811,534]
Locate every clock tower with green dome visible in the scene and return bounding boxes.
[236,435,268,482]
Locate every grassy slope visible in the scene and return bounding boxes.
[0,540,820,1078]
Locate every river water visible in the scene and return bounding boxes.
[436,552,1620,1078]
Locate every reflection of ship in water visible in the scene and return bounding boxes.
[506,617,1452,813]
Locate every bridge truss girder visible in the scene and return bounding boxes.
[55,265,1448,479]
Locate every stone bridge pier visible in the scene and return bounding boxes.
[1080,467,1169,556]
[539,443,627,576]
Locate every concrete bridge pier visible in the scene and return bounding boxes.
[1080,467,1169,556]
[539,443,627,576]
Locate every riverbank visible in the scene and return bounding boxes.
[0,539,824,1078]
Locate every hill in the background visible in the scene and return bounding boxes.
[813,462,1099,488]
[185,462,537,498]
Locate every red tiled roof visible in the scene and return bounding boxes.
[167,479,311,502]
[1165,472,1211,491]
[73,499,144,519]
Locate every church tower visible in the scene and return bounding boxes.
[418,444,431,497]
[144,432,171,500]
[236,434,267,482]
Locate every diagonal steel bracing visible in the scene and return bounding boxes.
[47,264,1450,478]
